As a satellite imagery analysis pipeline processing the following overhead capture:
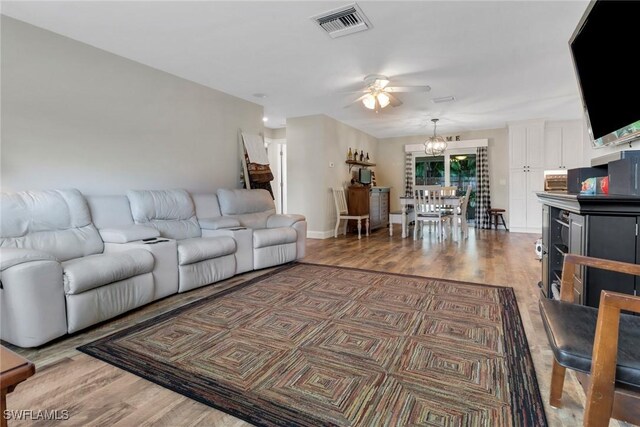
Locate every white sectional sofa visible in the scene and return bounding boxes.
[0,188,306,348]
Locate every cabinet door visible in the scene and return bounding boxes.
[561,124,584,169]
[526,169,544,229]
[509,170,527,229]
[509,126,527,169]
[526,125,545,169]
[544,127,563,169]
[587,216,636,307]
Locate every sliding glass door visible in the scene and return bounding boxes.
[414,156,445,186]
[414,151,477,220]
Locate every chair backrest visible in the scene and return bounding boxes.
[459,185,472,217]
[216,189,275,229]
[442,186,457,196]
[0,189,104,261]
[127,189,201,240]
[332,187,349,216]
[415,188,444,216]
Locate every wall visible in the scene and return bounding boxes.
[377,128,508,213]
[287,114,378,238]
[264,127,286,140]
[1,16,263,195]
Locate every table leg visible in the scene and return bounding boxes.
[401,204,408,238]
[1,390,7,427]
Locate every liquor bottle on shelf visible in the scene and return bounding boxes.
[366,152,370,161]
[359,150,364,161]
[347,147,353,161]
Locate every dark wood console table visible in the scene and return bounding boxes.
[1,346,35,427]
[537,191,640,307]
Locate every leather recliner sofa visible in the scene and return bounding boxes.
[0,188,306,348]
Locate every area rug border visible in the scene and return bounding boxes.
[78,261,547,426]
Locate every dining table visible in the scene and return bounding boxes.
[399,195,463,238]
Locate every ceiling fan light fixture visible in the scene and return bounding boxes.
[377,92,390,108]
[362,94,376,110]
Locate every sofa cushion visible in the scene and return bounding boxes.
[127,189,201,240]
[217,189,275,215]
[177,237,236,266]
[0,189,104,261]
[86,195,135,229]
[217,189,275,229]
[63,249,154,295]
[253,228,297,249]
[192,193,222,219]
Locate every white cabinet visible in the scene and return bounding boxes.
[508,121,545,232]
[544,121,584,170]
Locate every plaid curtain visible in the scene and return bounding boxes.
[404,152,413,196]
[476,147,492,229]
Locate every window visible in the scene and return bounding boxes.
[414,156,445,186]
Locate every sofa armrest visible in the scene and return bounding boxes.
[99,225,160,243]
[267,214,306,228]
[199,217,241,230]
[0,248,66,347]
[0,248,58,271]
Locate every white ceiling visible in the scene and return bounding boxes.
[1,1,589,138]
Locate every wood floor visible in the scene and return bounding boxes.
[4,226,628,426]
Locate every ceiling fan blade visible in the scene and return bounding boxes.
[343,93,369,109]
[386,85,431,93]
[387,93,403,107]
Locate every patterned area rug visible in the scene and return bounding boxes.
[79,263,547,426]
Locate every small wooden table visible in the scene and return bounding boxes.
[1,346,35,427]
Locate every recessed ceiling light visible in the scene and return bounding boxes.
[262,117,268,122]
[432,96,456,104]
[253,93,267,99]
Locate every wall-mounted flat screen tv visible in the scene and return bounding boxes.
[569,0,640,148]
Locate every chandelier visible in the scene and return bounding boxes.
[424,118,447,156]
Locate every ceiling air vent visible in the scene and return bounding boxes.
[311,3,372,39]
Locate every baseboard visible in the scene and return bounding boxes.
[307,230,334,239]
[509,227,542,234]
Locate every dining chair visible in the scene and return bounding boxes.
[539,254,640,426]
[413,188,452,240]
[458,185,472,239]
[332,187,369,239]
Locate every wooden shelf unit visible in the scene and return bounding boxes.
[346,160,376,172]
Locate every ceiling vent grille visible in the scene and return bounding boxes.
[311,3,372,39]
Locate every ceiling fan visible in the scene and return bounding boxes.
[347,74,431,112]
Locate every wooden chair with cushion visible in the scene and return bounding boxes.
[332,187,369,240]
[539,254,640,426]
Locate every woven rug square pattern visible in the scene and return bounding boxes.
[79,263,547,426]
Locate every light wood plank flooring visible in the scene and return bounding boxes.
[3,226,628,426]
